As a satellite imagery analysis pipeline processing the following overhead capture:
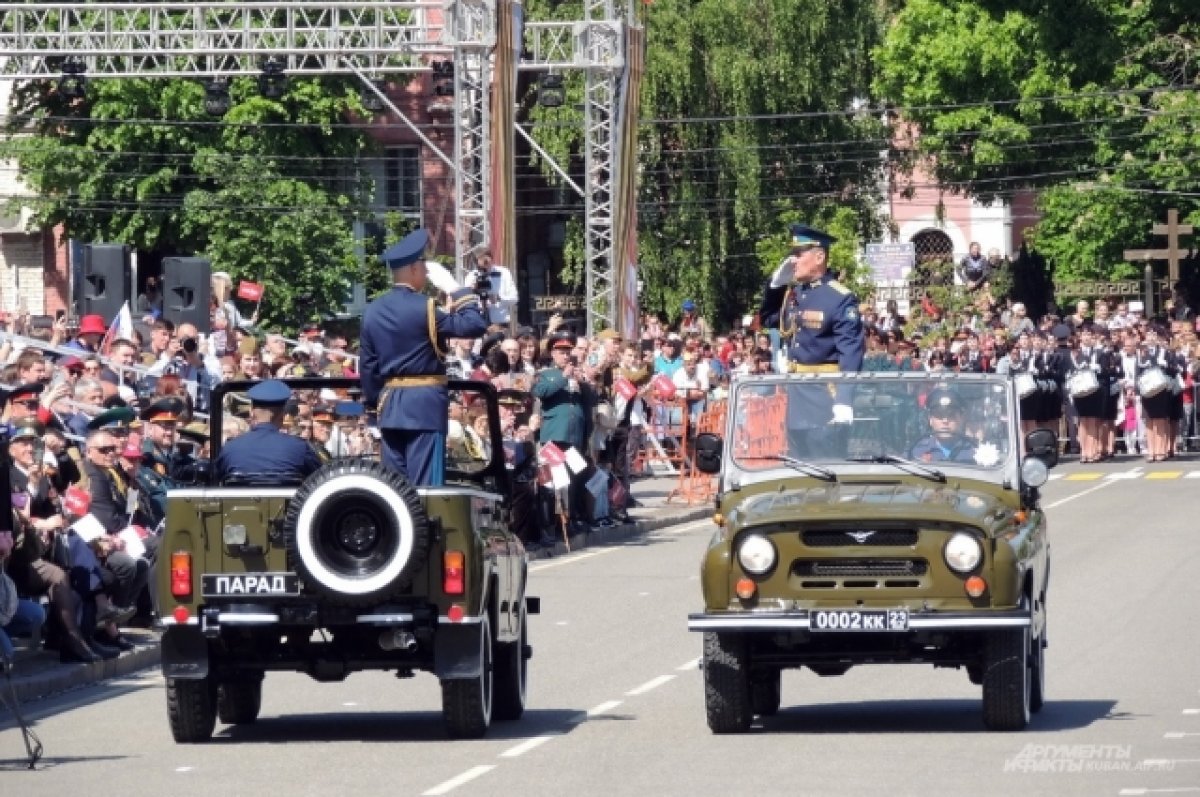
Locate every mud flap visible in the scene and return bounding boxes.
[161,626,210,680]
[434,623,482,680]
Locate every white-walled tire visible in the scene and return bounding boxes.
[284,459,429,607]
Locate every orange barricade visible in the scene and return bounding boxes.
[640,396,689,475]
[731,389,788,463]
[668,399,727,506]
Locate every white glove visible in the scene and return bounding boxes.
[424,260,462,295]
[769,256,795,288]
[831,404,854,424]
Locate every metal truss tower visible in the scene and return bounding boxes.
[0,2,638,332]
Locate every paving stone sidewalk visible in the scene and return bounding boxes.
[1,475,712,707]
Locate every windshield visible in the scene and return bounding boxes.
[728,375,1013,473]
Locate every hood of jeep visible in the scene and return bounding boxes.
[723,478,1017,535]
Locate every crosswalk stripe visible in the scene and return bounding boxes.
[1185,472,1200,479]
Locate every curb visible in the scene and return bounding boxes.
[527,506,714,560]
[6,643,160,706]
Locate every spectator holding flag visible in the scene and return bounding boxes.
[212,271,259,332]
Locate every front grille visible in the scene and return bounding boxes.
[793,558,928,578]
[802,529,919,547]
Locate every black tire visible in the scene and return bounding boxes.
[284,458,430,607]
[493,606,528,721]
[167,677,217,743]
[217,678,263,725]
[703,632,752,734]
[750,669,782,717]
[981,626,1031,731]
[442,615,494,739]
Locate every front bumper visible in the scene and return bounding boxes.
[687,609,1030,632]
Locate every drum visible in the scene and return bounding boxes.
[1067,369,1099,399]
[1137,368,1170,398]
[1014,372,1037,399]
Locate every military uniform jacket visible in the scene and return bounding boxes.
[761,273,865,372]
[360,285,488,432]
[532,367,596,450]
[910,434,978,464]
[213,424,323,485]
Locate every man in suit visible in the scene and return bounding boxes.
[359,228,489,486]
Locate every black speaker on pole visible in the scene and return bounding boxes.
[79,243,132,322]
[162,256,212,333]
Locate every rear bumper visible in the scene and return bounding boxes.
[687,610,1030,632]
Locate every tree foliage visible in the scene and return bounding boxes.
[2,69,379,332]
[524,0,888,328]
[874,1,1200,289]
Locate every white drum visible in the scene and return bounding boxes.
[1067,369,1099,399]
[1014,372,1037,399]
[1137,368,1170,398]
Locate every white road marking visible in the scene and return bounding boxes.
[1164,731,1200,738]
[500,735,557,758]
[626,674,676,696]
[663,520,713,535]
[175,767,194,773]
[677,657,700,671]
[1044,479,1117,509]
[342,702,357,707]
[1183,708,1200,714]
[422,765,497,796]
[530,547,619,572]
[1047,473,1064,481]
[1119,789,1200,795]
[587,700,623,716]
[555,621,569,626]
[1106,468,1143,480]
[1186,471,1200,479]
[638,591,650,596]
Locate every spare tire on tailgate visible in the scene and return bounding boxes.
[284,458,429,607]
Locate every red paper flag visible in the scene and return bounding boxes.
[63,485,91,517]
[651,373,677,401]
[538,441,566,466]
[613,376,637,401]
[237,280,264,302]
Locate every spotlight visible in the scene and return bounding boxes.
[538,73,565,108]
[431,60,454,97]
[58,57,88,101]
[258,57,288,100]
[360,79,386,113]
[204,78,231,116]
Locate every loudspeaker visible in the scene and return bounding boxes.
[162,256,212,333]
[79,243,132,322]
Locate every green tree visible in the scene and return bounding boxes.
[874,1,1200,289]
[524,0,888,330]
[2,72,380,333]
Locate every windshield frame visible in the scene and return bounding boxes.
[720,372,1021,490]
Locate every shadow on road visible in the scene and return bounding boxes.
[216,707,584,744]
[0,754,130,771]
[761,698,1118,734]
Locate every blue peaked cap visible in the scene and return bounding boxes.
[789,224,837,249]
[382,228,430,270]
[247,379,292,406]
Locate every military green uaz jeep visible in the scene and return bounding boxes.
[158,378,537,742]
[688,373,1052,733]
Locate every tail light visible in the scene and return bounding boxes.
[443,550,465,595]
[170,551,192,598]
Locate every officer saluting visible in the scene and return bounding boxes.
[360,228,489,486]
[212,380,323,485]
[758,224,865,456]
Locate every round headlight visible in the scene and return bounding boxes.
[737,534,777,575]
[1021,457,1049,488]
[944,532,983,574]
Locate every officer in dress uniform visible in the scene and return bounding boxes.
[757,224,865,457]
[359,228,489,486]
[910,386,979,463]
[212,380,323,485]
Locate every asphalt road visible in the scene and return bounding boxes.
[4,461,1200,796]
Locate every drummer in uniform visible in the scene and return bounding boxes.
[359,228,489,486]
[757,224,864,457]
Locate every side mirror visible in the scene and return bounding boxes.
[693,433,724,474]
[1023,428,1058,469]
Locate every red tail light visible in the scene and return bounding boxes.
[443,550,465,595]
[170,551,192,598]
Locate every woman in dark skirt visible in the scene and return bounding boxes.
[1098,330,1122,459]
[1070,325,1113,462]
[1005,332,1040,437]
[1038,328,1070,435]
[1137,325,1178,462]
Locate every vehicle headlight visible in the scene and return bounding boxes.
[944,532,983,573]
[737,534,777,575]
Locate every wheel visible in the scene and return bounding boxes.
[166,677,217,743]
[703,632,752,734]
[217,677,263,725]
[981,625,1031,731]
[750,669,782,717]
[493,606,528,721]
[442,615,494,739]
[284,458,430,607]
